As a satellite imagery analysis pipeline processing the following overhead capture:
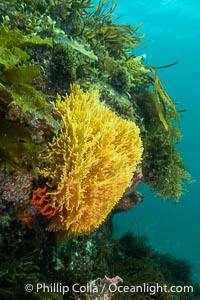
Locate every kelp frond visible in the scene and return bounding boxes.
[47,0,92,14]
[60,35,98,61]
[0,25,52,49]
[85,0,143,58]
[148,67,179,130]
[0,25,59,130]
[94,0,117,19]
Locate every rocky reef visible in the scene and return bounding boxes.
[0,1,196,299]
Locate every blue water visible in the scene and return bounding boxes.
[104,0,200,281]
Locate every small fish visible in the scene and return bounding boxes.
[177,109,187,113]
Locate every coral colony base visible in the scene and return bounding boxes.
[0,0,196,299]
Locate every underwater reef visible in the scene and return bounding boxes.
[0,0,197,299]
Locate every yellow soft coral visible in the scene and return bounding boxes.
[42,84,143,238]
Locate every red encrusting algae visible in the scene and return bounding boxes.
[21,212,33,229]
